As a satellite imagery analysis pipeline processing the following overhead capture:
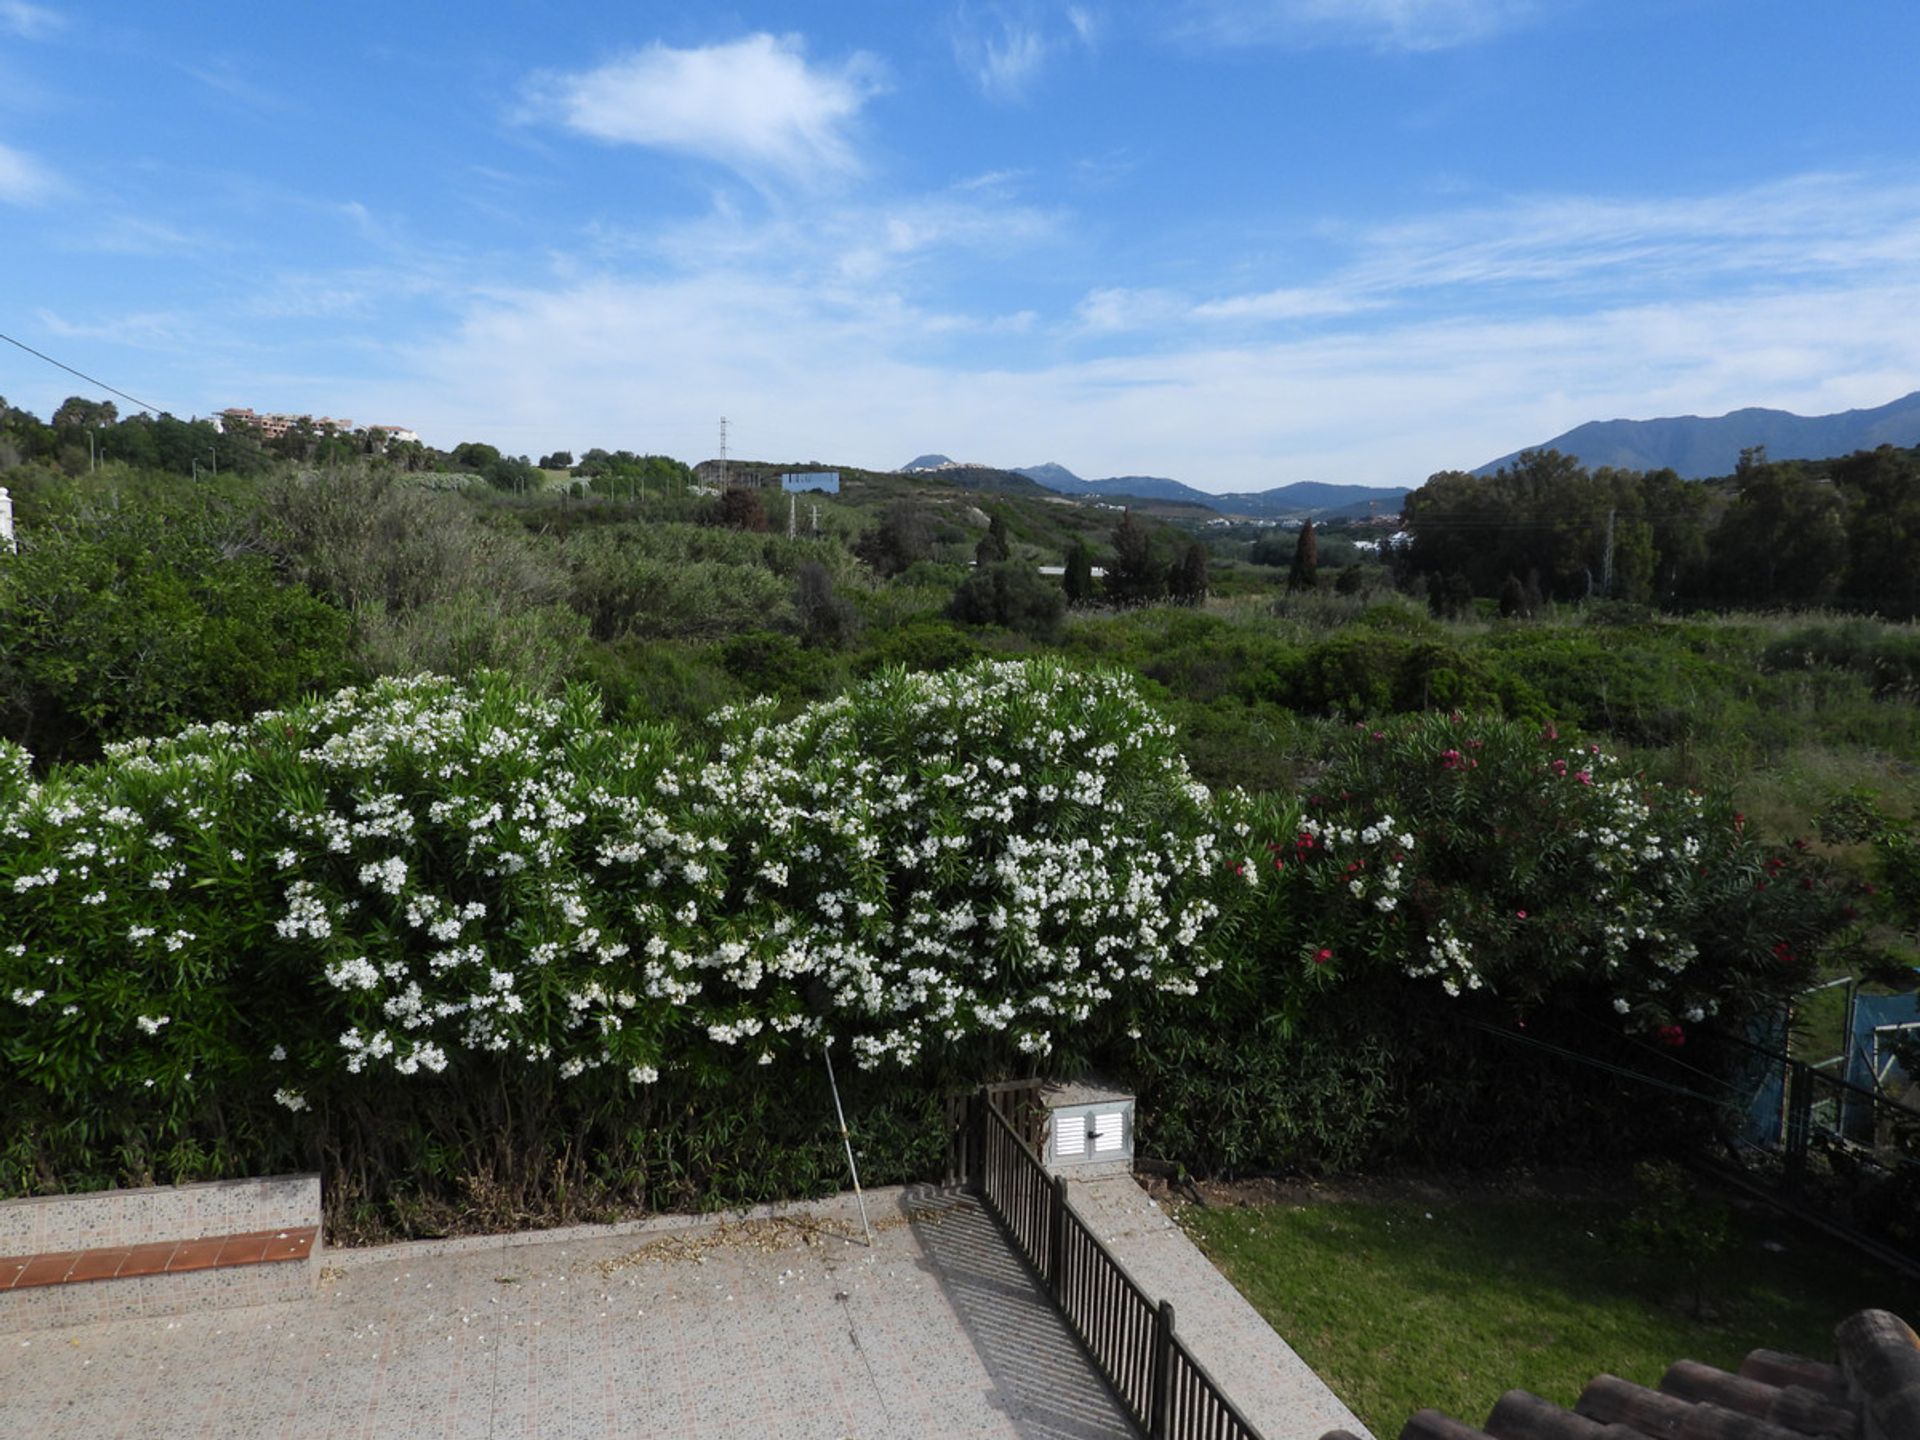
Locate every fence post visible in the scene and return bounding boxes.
[1048,1174,1068,1296]
[972,1090,988,1190]
[1784,1062,1814,1188]
[1151,1299,1175,1440]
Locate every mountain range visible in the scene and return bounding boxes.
[1475,390,1920,479]
[899,455,1407,521]
[899,390,1920,519]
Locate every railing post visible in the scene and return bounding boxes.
[1048,1174,1068,1296]
[1784,1061,1813,1188]
[974,1090,989,1190]
[1150,1299,1175,1440]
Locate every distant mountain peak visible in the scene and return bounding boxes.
[899,453,958,472]
[1014,462,1084,488]
[1475,390,1920,479]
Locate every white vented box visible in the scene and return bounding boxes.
[1040,1081,1134,1174]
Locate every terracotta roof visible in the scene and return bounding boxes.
[1321,1309,1919,1440]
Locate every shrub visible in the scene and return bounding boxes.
[0,660,1223,1214]
[948,562,1066,638]
[0,484,355,762]
[791,562,862,649]
[1207,713,1843,1038]
[852,620,984,677]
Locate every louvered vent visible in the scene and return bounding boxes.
[1038,1081,1135,1172]
[1055,1121,1086,1160]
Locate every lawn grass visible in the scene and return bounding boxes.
[1180,1187,1920,1438]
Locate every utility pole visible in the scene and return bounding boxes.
[1602,508,1616,598]
[718,417,729,490]
[789,490,797,539]
[86,430,96,473]
[811,502,820,536]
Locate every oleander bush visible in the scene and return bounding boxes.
[0,663,1859,1229]
[1128,712,1846,1172]
[0,659,1221,1227]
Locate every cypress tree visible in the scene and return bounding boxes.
[1287,519,1319,592]
[1063,539,1095,605]
[1170,542,1209,604]
[1108,509,1163,604]
[975,512,1010,567]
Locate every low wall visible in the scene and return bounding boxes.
[0,1174,322,1330]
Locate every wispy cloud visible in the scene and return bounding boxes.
[1179,0,1545,52]
[75,215,221,256]
[1079,173,1920,335]
[950,3,1100,102]
[1331,173,1920,296]
[525,34,885,188]
[0,139,55,204]
[347,168,1920,485]
[34,306,197,350]
[360,266,1920,488]
[0,1,63,40]
[180,58,300,114]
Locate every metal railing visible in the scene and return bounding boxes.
[967,1095,1265,1440]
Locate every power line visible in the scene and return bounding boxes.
[0,329,170,416]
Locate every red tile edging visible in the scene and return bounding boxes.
[0,1227,316,1290]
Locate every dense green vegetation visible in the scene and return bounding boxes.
[1401,443,1920,615]
[2,393,1916,1237]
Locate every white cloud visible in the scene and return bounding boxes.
[75,216,216,256]
[950,3,1099,101]
[1180,0,1544,51]
[34,307,195,350]
[0,139,54,204]
[0,2,63,40]
[271,165,1920,485]
[73,167,1920,491]
[1075,286,1186,332]
[1082,173,1920,335]
[528,34,884,187]
[347,255,1920,490]
[637,180,1065,289]
[1330,173,1920,298]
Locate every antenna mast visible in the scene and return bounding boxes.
[718,416,729,490]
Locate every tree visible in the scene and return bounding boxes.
[1427,571,1472,619]
[51,397,117,432]
[717,487,768,532]
[1709,460,1847,607]
[1248,532,1294,567]
[1287,520,1319,593]
[1335,563,1366,596]
[1062,539,1096,606]
[975,512,1010,568]
[948,562,1065,638]
[791,561,860,649]
[0,485,355,761]
[1498,573,1530,618]
[1836,446,1920,618]
[1168,542,1209,605]
[855,501,934,577]
[1105,509,1163,604]
[537,451,574,470]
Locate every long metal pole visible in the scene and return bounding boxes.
[822,1040,874,1246]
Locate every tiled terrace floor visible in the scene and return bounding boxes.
[0,1186,1137,1440]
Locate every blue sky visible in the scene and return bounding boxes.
[3,1,1918,489]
